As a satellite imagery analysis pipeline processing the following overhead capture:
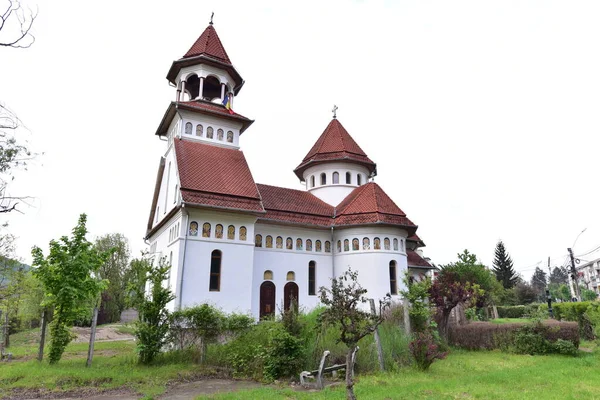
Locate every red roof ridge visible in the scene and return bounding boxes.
[183,25,232,64]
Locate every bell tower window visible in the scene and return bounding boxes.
[357,174,362,185]
[185,74,200,99]
[346,172,351,184]
[310,176,315,188]
[320,173,326,185]
[333,172,339,184]
[202,76,221,101]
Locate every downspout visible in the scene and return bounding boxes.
[331,226,335,277]
[178,204,189,310]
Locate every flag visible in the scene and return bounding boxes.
[222,95,234,115]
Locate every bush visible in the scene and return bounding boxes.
[409,331,447,371]
[496,304,543,319]
[448,320,579,350]
[546,301,596,339]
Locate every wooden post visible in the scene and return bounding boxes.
[369,299,385,371]
[86,306,98,367]
[38,309,48,362]
[403,297,411,335]
[316,350,330,390]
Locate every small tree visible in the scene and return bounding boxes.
[31,214,109,364]
[549,266,569,286]
[95,233,131,324]
[492,241,518,289]
[128,256,174,364]
[318,269,390,400]
[400,273,432,333]
[530,267,547,300]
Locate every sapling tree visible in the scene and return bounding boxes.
[31,214,110,364]
[128,256,174,364]
[318,269,390,400]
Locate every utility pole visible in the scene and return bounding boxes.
[568,247,581,301]
[546,257,553,318]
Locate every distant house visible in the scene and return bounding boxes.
[576,257,600,295]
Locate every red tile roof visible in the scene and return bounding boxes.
[175,139,264,213]
[294,119,376,180]
[256,184,334,227]
[408,234,426,247]
[335,183,417,234]
[407,250,433,268]
[183,25,232,65]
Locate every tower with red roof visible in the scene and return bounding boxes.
[145,20,434,319]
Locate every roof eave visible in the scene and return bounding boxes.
[181,201,266,216]
[293,158,377,181]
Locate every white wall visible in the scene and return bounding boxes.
[303,162,370,206]
[151,142,180,229]
[179,110,243,149]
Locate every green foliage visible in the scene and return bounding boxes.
[514,282,538,304]
[511,319,578,356]
[439,250,496,306]
[400,273,432,333]
[128,256,175,364]
[580,288,598,302]
[549,266,569,285]
[495,287,519,306]
[496,304,543,318]
[492,240,518,289]
[583,302,600,339]
[409,331,447,371]
[31,214,110,364]
[548,283,571,302]
[530,267,547,300]
[95,233,131,324]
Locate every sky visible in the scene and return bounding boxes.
[1,0,599,279]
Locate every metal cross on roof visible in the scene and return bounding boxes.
[210,12,214,25]
[332,105,338,119]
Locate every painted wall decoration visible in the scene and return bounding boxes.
[189,221,199,236]
[202,223,211,238]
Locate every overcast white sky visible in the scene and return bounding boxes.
[1,0,599,279]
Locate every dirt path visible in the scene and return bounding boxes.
[72,325,135,343]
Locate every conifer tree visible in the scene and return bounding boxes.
[492,240,518,289]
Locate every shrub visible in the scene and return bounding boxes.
[546,301,596,340]
[409,331,447,371]
[496,304,543,319]
[448,320,579,350]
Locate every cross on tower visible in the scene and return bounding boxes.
[210,12,214,25]
[332,105,338,119]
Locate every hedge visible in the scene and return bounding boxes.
[448,320,579,350]
[543,301,598,339]
[496,304,542,318]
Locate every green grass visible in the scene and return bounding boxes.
[490,318,529,324]
[198,349,600,400]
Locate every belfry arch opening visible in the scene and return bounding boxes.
[203,76,221,102]
[185,74,200,100]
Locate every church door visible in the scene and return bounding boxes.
[284,282,299,312]
[260,281,276,319]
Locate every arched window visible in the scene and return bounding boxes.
[344,239,349,252]
[276,236,283,249]
[315,240,322,252]
[215,224,223,239]
[168,251,173,287]
[239,226,247,241]
[389,261,397,295]
[156,206,159,222]
[374,237,381,250]
[227,131,234,143]
[287,271,295,281]
[217,128,224,141]
[310,176,315,188]
[209,250,222,291]
[320,173,326,185]
[306,239,312,251]
[401,239,405,252]
[264,270,273,280]
[296,238,303,250]
[227,225,235,240]
[325,241,331,253]
[185,122,192,135]
[393,238,399,251]
[308,261,316,295]
[357,174,362,186]
[384,238,390,250]
[255,234,263,247]
[202,223,211,237]
[346,172,351,184]
[352,238,359,251]
[196,124,203,136]
[337,240,342,253]
[266,235,273,248]
[363,237,370,250]
[332,172,339,184]
[207,126,214,139]
[286,237,293,250]
[174,184,178,203]
[189,221,199,236]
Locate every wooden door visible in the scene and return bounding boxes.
[260,281,276,319]
[284,282,299,312]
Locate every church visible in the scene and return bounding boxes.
[145,20,434,319]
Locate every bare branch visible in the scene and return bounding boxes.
[0,0,37,48]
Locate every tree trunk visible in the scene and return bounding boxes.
[3,310,9,348]
[369,299,384,371]
[439,309,451,341]
[345,347,357,400]
[86,306,98,367]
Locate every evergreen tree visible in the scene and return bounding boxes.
[549,266,569,285]
[492,241,518,289]
[530,267,548,300]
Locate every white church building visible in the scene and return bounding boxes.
[145,21,433,319]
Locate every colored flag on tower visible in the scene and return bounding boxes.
[222,95,234,115]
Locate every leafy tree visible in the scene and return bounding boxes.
[530,267,547,300]
[580,287,598,302]
[515,282,537,305]
[318,269,390,400]
[31,214,110,364]
[549,266,569,285]
[95,233,131,324]
[400,272,432,333]
[128,256,174,364]
[492,240,518,289]
[548,283,570,302]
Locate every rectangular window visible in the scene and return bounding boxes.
[209,251,221,291]
[308,262,316,295]
[389,265,397,295]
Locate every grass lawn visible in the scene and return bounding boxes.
[490,318,529,324]
[199,349,600,400]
